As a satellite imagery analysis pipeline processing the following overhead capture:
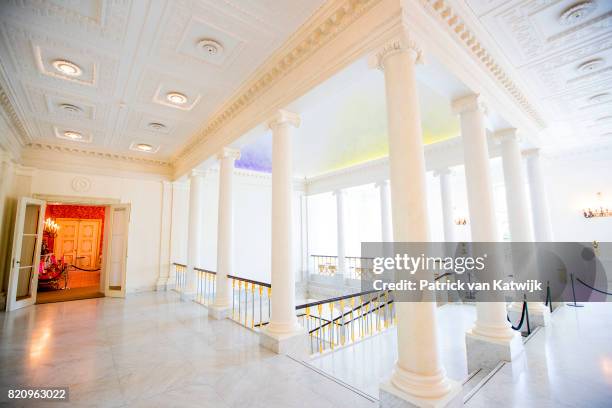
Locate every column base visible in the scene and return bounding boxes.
[259,326,308,356]
[380,379,463,408]
[465,330,524,373]
[155,277,169,291]
[210,305,231,320]
[180,291,196,302]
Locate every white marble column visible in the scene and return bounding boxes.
[299,194,309,282]
[495,129,532,242]
[334,189,346,281]
[156,181,173,291]
[374,32,461,408]
[496,130,550,325]
[376,180,393,242]
[434,168,456,243]
[185,170,206,300]
[452,94,523,372]
[524,149,553,242]
[211,147,240,319]
[260,110,307,355]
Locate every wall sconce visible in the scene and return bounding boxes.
[454,217,468,225]
[582,192,611,218]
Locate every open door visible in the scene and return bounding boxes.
[104,203,130,297]
[6,197,46,311]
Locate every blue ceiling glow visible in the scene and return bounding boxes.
[235,135,272,173]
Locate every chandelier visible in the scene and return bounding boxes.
[582,192,611,218]
[44,218,60,236]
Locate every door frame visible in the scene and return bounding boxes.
[6,197,46,311]
[32,194,129,300]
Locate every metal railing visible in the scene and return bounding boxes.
[195,267,216,305]
[173,263,187,293]
[229,275,272,330]
[345,256,374,280]
[310,255,374,279]
[296,289,395,355]
[310,254,338,276]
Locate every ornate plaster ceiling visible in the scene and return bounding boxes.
[464,0,612,146]
[0,0,325,163]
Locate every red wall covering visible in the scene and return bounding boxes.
[44,205,106,254]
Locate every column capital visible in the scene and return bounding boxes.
[217,147,241,161]
[452,93,486,115]
[433,168,451,177]
[268,110,300,130]
[493,128,520,143]
[369,30,423,70]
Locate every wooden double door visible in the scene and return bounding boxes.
[54,218,102,269]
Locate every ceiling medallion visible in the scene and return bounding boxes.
[589,93,610,103]
[578,58,604,73]
[560,1,597,25]
[197,39,223,56]
[71,176,91,193]
[148,122,166,131]
[166,92,187,105]
[51,59,82,76]
[59,103,82,114]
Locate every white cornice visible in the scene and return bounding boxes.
[419,0,545,129]
[25,143,172,167]
[172,0,383,175]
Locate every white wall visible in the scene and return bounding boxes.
[543,151,612,243]
[25,168,165,293]
[170,169,305,285]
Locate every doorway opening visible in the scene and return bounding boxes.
[36,204,106,304]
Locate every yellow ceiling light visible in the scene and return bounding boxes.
[52,59,82,76]
[166,92,187,105]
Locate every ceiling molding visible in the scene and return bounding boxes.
[0,83,29,145]
[420,0,546,129]
[173,0,382,163]
[24,142,172,167]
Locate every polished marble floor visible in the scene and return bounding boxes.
[0,292,376,408]
[308,303,612,407]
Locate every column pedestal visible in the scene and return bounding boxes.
[260,327,309,356]
[380,381,463,408]
[465,330,524,373]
